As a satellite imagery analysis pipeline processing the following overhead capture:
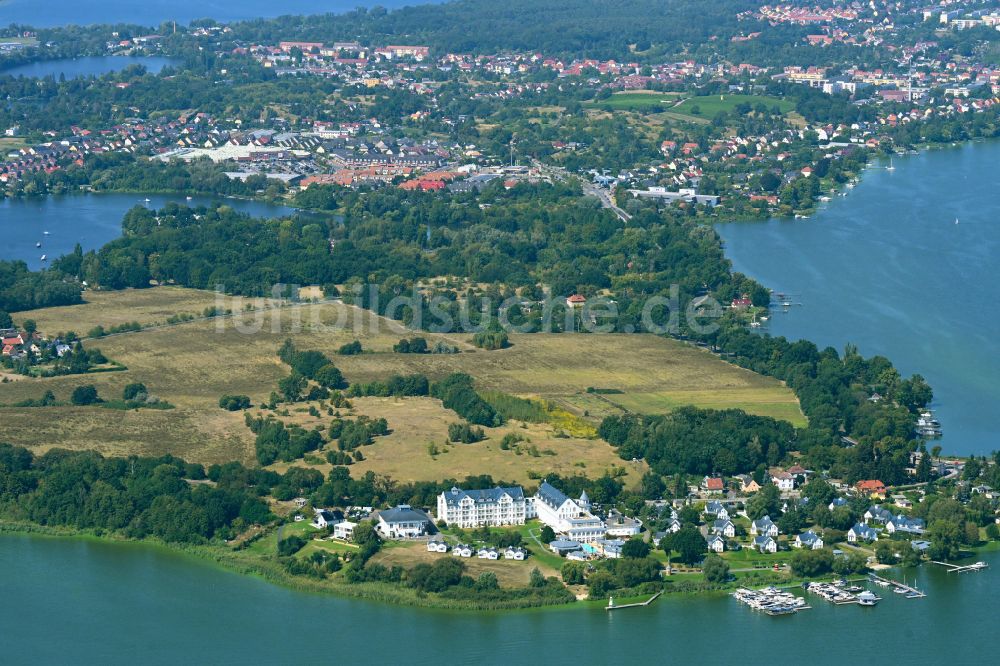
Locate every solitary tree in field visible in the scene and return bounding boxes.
[71,385,99,406]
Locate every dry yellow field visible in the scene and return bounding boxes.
[0,288,802,476]
[23,287,225,334]
[271,396,642,486]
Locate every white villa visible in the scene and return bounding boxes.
[753,535,778,553]
[848,523,879,543]
[712,519,736,538]
[794,530,824,550]
[885,515,925,535]
[436,486,530,528]
[663,517,682,533]
[707,534,726,553]
[750,515,779,537]
[864,505,893,524]
[332,520,357,541]
[311,508,342,529]
[771,471,795,492]
[704,501,730,521]
[376,505,432,539]
[534,481,606,543]
[452,543,474,558]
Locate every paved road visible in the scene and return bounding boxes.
[581,182,632,222]
[531,159,632,222]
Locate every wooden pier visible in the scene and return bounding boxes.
[606,591,662,611]
[869,573,926,598]
[930,560,989,574]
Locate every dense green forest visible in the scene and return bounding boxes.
[0,444,273,543]
[226,0,760,60]
[0,260,82,313]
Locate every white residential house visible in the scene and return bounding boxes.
[376,505,432,539]
[503,546,527,561]
[794,530,824,550]
[753,535,778,553]
[771,471,795,492]
[426,539,448,553]
[848,523,879,543]
[891,495,914,509]
[604,509,643,537]
[311,508,343,529]
[534,482,606,543]
[828,497,849,511]
[436,486,529,528]
[750,515,779,537]
[452,543,473,558]
[864,505,893,524]
[332,521,357,541]
[707,534,726,553]
[477,547,499,560]
[712,519,736,538]
[885,515,925,535]
[664,517,682,533]
[704,501,730,521]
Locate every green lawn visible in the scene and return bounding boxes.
[671,94,795,119]
[246,519,321,555]
[587,92,683,111]
[605,387,807,427]
[299,539,359,558]
[515,521,567,571]
[722,547,791,567]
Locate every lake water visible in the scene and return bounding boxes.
[0,533,996,665]
[718,141,1000,457]
[0,0,432,29]
[0,193,295,270]
[0,56,177,79]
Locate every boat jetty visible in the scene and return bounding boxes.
[606,591,662,611]
[733,586,810,616]
[930,560,989,574]
[869,573,927,598]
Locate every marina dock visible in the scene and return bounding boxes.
[606,591,662,611]
[732,587,810,616]
[930,560,989,574]
[869,573,926,598]
[803,581,863,605]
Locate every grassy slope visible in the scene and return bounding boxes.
[670,94,795,119]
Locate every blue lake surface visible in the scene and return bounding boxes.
[1,193,295,270]
[0,0,433,28]
[0,533,997,665]
[0,56,177,78]
[717,140,1000,456]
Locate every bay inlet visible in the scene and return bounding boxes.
[718,140,1000,457]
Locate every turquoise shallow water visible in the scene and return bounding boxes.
[718,141,1000,456]
[0,534,996,665]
